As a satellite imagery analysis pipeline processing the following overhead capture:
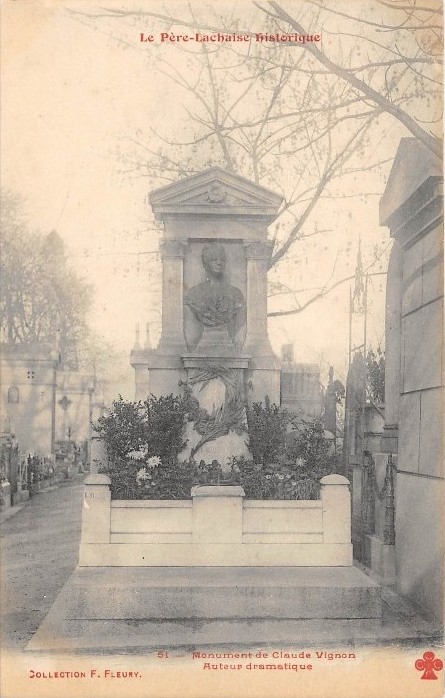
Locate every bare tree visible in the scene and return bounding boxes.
[0,191,93,367]
[265,0,442,157]
[67,1,441,318]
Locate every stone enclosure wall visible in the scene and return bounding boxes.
[80,474,352,567]
[380,138,444,622]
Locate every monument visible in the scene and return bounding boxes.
[132,167,283,466]
[27,167,382,654]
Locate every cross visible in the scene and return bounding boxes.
[58,395,72,412]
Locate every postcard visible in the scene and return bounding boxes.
[1,1,443,697]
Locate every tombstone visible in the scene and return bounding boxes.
[323,366,344,436]
[145,167,283,467]
[280,348,322,419]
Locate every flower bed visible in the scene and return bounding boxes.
[95,395,341,501]
[102,455,339,501]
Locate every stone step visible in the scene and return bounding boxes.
[27,618,383,652]
[26,566,382,652]
[58,566,381,620]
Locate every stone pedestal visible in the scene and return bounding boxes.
[181,354,250,466]
[192,485,244,544]
[363,535,396,585]
[320,474,351,543]
[90,435,108,474]
[81,474,111,544]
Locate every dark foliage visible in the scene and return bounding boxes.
[366,346,385,404]
[246,396,292,465]
[284,419,332,469]
[95,395,339,500]
[94,393,188,466]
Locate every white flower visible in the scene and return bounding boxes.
[128,448,148,461]
[136,467,150,483]
[295,457,306,468]
[147,456,161,469]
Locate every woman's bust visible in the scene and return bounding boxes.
[185,243,246,344]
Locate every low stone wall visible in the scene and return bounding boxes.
[79,474,352,567]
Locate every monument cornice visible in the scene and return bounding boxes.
[386,177,443,250]
[379,137,443,249]
[150,166,283,221]
[160,239,187,258]
[153,207,280,220]
[380,137,442,225]
[129,348,152,367]
[182,354,251,370]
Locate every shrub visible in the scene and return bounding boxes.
[284,419,334,478]
[94,395,339,500]
[94,396,146,462]
[246,397,292,465]
[94,393,188,466]
[143,394,189,465]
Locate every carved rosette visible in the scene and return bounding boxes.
[206,184,227,203]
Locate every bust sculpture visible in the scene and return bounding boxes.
[185,243,246,347]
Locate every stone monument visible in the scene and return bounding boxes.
[27,168,383,655]
[132,167,283,466]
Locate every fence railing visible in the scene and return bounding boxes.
[361,452,396,545]
[0,438,88,507]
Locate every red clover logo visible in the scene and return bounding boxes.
[415,651,443,680]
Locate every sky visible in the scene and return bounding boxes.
[2,0,430,399]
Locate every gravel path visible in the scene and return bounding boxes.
[0,477,84,649]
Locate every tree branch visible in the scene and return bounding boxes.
[268,1,442,158]
[268,272,387,317]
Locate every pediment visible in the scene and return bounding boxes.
[150,167,283,219]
